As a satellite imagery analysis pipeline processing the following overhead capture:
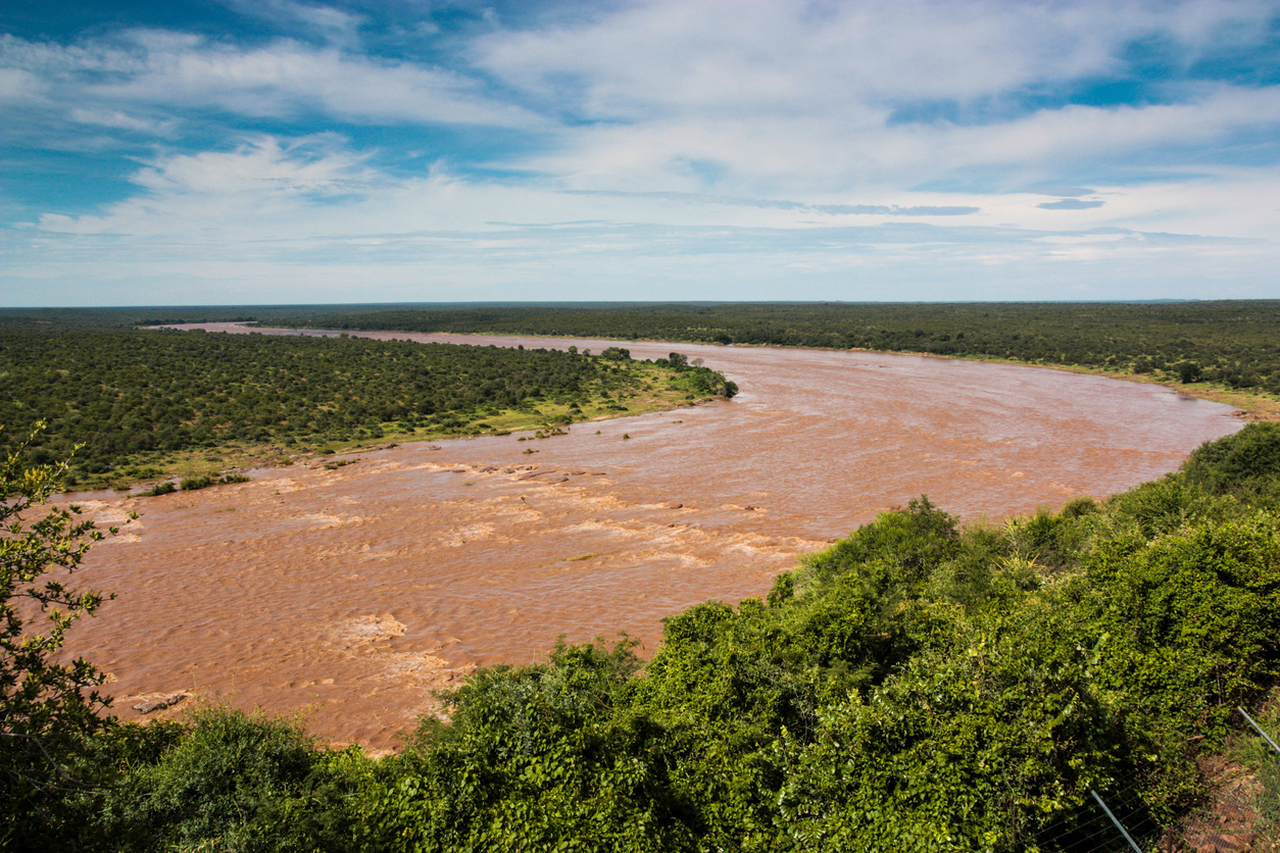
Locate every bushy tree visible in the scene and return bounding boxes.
[1,423,126,845]
[92,707,369,853]
[1182,421,1280,507]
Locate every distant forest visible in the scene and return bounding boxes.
[4,300,1278,486]
[132,300,1280,395]
[0,314,734,488]
[7,301,1280,395]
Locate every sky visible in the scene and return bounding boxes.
[2,0,1279,307]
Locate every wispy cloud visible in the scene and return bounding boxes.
[1028,187,1098,198]
[560,190,980,216]
[228,0,368,47]
[0,30,543,130]
[68,107,178,135]
[1039,199,1106,210]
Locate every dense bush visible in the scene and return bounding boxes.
[89,707,373,852]
[1182,420,1280,507]
[0,326,732,487]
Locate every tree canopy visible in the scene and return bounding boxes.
[0,324,734,489]
[1,425,125,846]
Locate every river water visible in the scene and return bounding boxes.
[67,328,1242,749]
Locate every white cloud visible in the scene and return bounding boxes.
[472,0,1276,114]
[35,136,388,237]
[458,2,1280,199]
[498,78,1280,201]
[105,34,543,127]
[28,135,996,247]
[4,0,1280,304]
[0,31,543,130]
[232,0,369,47]
[23,135,1273,287]
[953,86,1280,170]
[68,107,178,135]
[0,65,45,102]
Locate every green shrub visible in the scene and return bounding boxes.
[1183,421,1280,507]
[378,639,695,852]
[91,707,371,853]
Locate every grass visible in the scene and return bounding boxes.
[1232,695,1280,831]
[81,363,720,493]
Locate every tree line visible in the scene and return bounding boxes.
[243,300,1280,396]
[0,324,734,489]
[4,421,1280,851]
[8,301,1280,395]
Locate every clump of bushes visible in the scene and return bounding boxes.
[136,473,250,496]
[179,473,251,491]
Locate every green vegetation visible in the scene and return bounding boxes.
[4,423,1280,851]
[8,301,1280,397]
[0,426,129,846]
[0,321,734,489]
[248,300,1280,400]
[1232,701,1280,839]
[6,301,1279,481]
[3,301,1278,848]
[178,474,252,492]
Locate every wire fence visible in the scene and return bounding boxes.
[1028,707,1278,853]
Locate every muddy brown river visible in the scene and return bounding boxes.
[66,329,1242,750]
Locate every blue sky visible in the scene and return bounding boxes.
[3,0,1279,306]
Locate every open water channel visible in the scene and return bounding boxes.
[68,329,1243,749]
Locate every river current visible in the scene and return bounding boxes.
[67,329,1242,749]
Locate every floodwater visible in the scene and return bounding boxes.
[66,328,1242,749]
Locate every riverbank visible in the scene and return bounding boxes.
[102,366,732,496]
[217,318,1280,426]
[888,348,1280,422]
[298,319,1280,424]
[30,423,1280,852]
[1042,365,1280,421]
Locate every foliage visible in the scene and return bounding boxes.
[0,425,126,848]
[1233,696,1280,832]
[243,300,1280,396]
[83,706,379,853]
[374,638,695,852]
[179,473,252,492]
[0,325,732,488]
[1183,421,1280,508]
